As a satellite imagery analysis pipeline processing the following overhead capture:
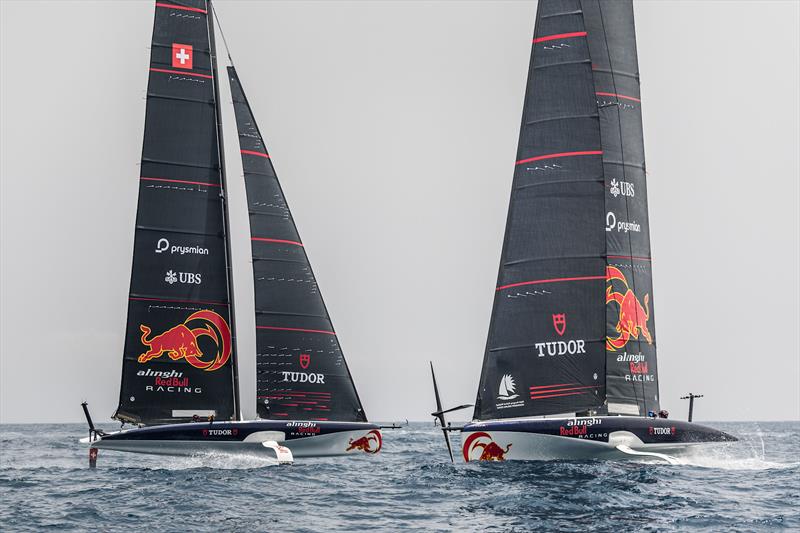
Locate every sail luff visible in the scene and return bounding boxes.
[581,0,659,415]
[206,0,240,419]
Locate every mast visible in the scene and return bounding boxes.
[583,0,659,416]
[206,0,240,419]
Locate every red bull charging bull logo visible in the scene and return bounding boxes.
[462,432,512,462]
[346,430,382,454]
[138,310,231,372]
[606,266,652,352]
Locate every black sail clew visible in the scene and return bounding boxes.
[583,0,659,415]
[115,0,237,425]
[227,67,367,422]
[474,0,659,420]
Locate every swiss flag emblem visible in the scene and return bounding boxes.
[172,43,193,69]
[299,353,310,370]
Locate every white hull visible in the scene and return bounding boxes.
[460,416,736,462]
[91,429,370,458]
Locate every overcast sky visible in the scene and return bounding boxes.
[1,1,798,424]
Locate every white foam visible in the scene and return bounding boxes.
[145,451,280,470]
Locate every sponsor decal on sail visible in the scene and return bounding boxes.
[532,313,587,358]
[280,371,325,384]
[346,430,382,453]
[155,238,209,256]
[606,211,641,233]
[552,313,566,336]
[609,179,634,198]
[164,270,202,285]
[496,374,524,410]
[137,368,202,394]
[497,374,519,401]
[462,432,511,462]
[137,310,232,371]
[172,43,193,69]
[606,266,652,351]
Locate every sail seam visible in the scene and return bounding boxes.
[515,177,604,190]
[149,67,213,79]
[526,113,599,125]
[533,59,591,70]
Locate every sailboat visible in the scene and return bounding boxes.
[80,0,382,464]
[430,0,735,463]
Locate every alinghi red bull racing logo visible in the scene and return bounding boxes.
[346,430,382,454]
[606,266,652,351]
[138,310,231,372]
[462,432,512,462]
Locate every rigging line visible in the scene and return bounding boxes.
[210,0,234,66]
[205,0,241,420]
[596,0,647,414]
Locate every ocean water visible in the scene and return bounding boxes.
[0,422,798,532]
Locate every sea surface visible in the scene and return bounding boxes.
[0,421,798,532]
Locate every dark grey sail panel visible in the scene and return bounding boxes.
[582,0,659,415]
[474,0,607,421]
[227,67,367,423]
[115,0,237,425]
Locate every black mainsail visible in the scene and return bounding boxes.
[115,0,237,424]
[474,0,658,421]
[227,68,367,423]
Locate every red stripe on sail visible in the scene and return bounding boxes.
[530,385,597,394]
[155,2,207,14]
[149,68,213,79]
[251,237,304,247]
[532,31,587,44]
[141,176,220,187]
[497,275,605,292]
[596,91,641,103]
[256,326,336,336]
[530,391,591,400]
[129,296,229,306]
[240,150,271,158]
[267,391,331,396]
[516,150,602,165]
[530,383,576,390]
